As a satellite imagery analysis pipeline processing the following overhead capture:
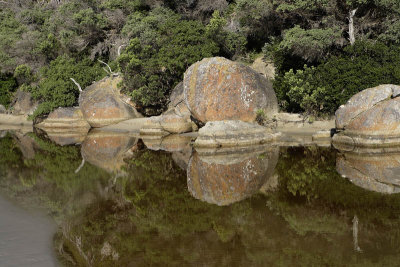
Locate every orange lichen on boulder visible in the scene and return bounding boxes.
[183,57,278,123]
[79,77,141,128]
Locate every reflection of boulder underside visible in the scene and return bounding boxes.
[187,146,279,206]
[81,131,137,172]
[337,153,400,194]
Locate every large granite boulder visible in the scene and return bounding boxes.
[10,89,38,116]
[335,84,400,129]
[333,84,400,147]
[79,77,141,128]
[337,152,400,194]
[36,107,90,131]
[187,146,279,206]
[194,120,278,148]
[183,57,278,123]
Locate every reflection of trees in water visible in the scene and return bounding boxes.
[2,134,400,265]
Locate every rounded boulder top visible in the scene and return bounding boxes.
[183,57,278,124]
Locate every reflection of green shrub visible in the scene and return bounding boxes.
[275,146,400,230]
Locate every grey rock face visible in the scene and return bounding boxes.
[10,89,38,116]
[335,84,400,129]
[333,84,400,147]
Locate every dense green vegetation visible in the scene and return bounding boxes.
[1,0,400,116]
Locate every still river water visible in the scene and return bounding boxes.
[1,129,400,266]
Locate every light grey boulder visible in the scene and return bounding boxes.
[10,89,38,116]
[194,120,279,148]
[335,84,400,129]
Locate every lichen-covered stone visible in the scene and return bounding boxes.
[187,147,279,206]
[36,107,90,131]
[337,152,400,194]
[194,120,277,148]
[79,77,141,128]
[183,57,278,123]
[345,97,400,136]
[335,84,400,129]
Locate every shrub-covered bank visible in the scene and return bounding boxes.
[0,0,399,118]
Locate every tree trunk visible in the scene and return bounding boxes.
[349,9,357,45]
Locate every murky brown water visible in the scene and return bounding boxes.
[1,130,400,266]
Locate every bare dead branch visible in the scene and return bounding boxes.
[70,78,82,92]
[348,9,358,45]
[98,59,113,73]
[117,44,126,56]
[98,59,119,76]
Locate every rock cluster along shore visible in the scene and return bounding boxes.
[4,56,339,148]
[33,56,282,149]
[333,84,400,148]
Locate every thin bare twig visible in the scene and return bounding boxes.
[70,78,82,92]
[97,59,119,76]
[117,44,126,56]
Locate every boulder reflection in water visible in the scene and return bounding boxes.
[81,130,137,172]
[187,146,279,206]
[337,151,400,194]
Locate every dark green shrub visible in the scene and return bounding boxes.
[29,56,104,118]
[118,8,219,115]
[14,64,34,85]
[0,73,17,108]
[274,41,400,115]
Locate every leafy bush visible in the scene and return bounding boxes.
[279,26,342,62]
[274,41,400,115]
[118,7,219,115]
[29,56,104,118]
[206,10,247,58]
[0,73,17,108]
[14,64,34,85]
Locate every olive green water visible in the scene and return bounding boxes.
[1,131,400,266]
